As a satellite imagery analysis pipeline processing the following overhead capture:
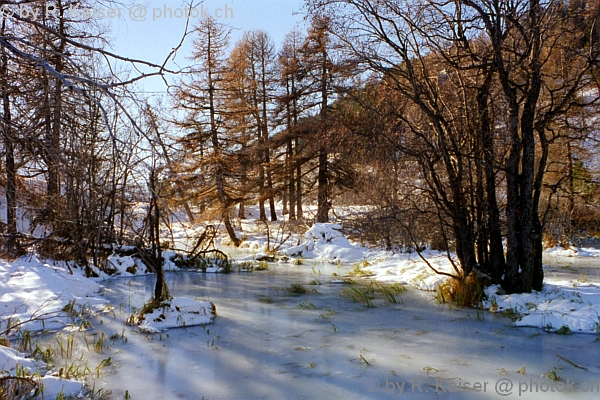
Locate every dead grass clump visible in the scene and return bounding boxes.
[0,376,38,400]
[436,273,486,307]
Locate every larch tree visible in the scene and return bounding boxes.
[222,44,253,219]
[278,29,306,220]
[300,16,337,223]
[229,30,279,222]
[171,17,241,246]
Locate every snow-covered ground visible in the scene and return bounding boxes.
[0,257,102,397]
[0,255,215,398]
[136,297,215,333]
[1,214,600,398]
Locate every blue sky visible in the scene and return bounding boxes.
[106,0,306,94]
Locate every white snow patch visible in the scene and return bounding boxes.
[138,297,216,333]
[545,245,600,258]
[283,223,367,262]
[0,256,108,332]
[0,256,106,398]
[40,376,85,399]
[365,251,456,291]
[484,283,600,334]
[106,255,138,275]
[0,345,38,372]
[0,344,84,398]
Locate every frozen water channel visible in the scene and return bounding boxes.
[92,261,600,400]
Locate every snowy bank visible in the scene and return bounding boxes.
[279,224,600,335]
[0,345,84,398]
[362,244,600,334]
[0,256,107,397]
[366,251,455,291]
[545,245,600,258]
[0,256,108,332]
[484,282,600,334]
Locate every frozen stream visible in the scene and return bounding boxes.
[89,261,600,400]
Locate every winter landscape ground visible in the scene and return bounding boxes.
[1,209,599,399]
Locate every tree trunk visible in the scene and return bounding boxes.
[531,127,550,291]
[1,31,21,256]
[47,5,66,206]
[294,117,303,219]
[223,211,241,247]
[566,140,575,236]
[479,72,505,283]
[287,137,296,220]
[316,146,329,223]
[150,169,169,302]
[238,171,246,219]
[266,148,277,221]
[282,191,289,215]
[316,43,330,223]
[502,91,523,293]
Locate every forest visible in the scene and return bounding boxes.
[1,0,600,300]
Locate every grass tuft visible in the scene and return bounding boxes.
[435,273,486,307]
[288,283,306,294]
[343,283,375,307]
[255,261,269,271]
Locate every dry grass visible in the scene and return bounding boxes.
[0,376,38,400]
[436,273,486,307]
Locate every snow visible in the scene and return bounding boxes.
[366,251,456,291]
[277,224,600,336]
[545,245,600,258]
[0,345,38,372]
[211,216,600,336]
[0,336,85,398]
[0,256,108,332]
[484,283,600,334]
[0,254,215,398]
[0,257,100,397]
[217,210,600,337]
[40,376,86,399]
[137,297,216,333]
[283,223,369,262]
[364,246,600,334]
[106,255,139,275]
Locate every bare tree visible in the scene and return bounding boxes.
[0,0,194,265]
[308,0,600,293]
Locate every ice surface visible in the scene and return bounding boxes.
[94,268,600,399]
